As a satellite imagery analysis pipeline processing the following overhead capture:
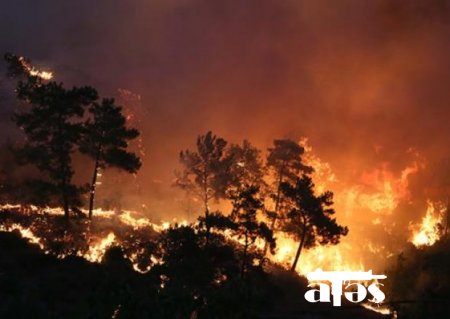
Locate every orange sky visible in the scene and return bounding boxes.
[1,0,449,227]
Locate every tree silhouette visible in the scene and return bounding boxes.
[175,131,231,218]
[5,53,98,218]
[228,185,275,278]
[155,225,240,318]
[0,141,17,204]
[79,98,141,218]
[281,175,348,272]
[225,140,266,204]
[263,139,312,254]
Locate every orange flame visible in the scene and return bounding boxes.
[82,232,116,263]
[361,303,395,317]
[0,223,44,249]
[410,201,445,247]
[268,232,364,275]
[18,56,53,80]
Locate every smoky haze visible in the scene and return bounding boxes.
[1,0,449,236]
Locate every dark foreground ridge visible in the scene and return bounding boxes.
[0,229,388,319]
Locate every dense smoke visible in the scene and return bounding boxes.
[1,1,449,271]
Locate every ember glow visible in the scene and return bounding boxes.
[361,303,395,317]
[17,56,53,80]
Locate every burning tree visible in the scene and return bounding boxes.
[79,98,141,218]
[4,53,53,80]
[281,175,348,272]
[5,54,98,218]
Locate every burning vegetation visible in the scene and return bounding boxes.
[0,53,449,318]
[0,204,158,271]
[410,201,447,248]
[4,53,53,80]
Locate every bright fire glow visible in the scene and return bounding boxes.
[361,302,394,317]
[0,203,186,272]
[269,232,364,275]
[18,56,53,80]
[410,201,445,247]
[0,140,441,280]
[83,232,116,263]
[0,223,45,249]
[353,160,422,215]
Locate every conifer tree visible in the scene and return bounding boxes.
[281,175,348,272]
[79,98,141,218]
[263,139,312,254]
[5,53,98,218]
[175,131,231,217]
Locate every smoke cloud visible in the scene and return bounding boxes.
[1,0,449,245]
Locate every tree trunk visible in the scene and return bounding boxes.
[291,228,307,272]
[205,209,212,244]
[88,146,102,219]
[88,159,99,219]
[203,172,209,217]
[62,188,70,219]
[57,113,70,220]
[241,232,249,279]
[58,157,70,220]
[203,171,212,243]
[262,168,285,256]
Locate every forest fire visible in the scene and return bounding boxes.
[0,137,428,279]
[0,91,446,319]
[0,204,159,270]
[410,201,446,248]
[0,197,399,280]
[0,203,358,282]
[1,1,450,317]
[0,203,359,276]
[0,134,443,284]
[269,231,364,275]
[273,140,425,276]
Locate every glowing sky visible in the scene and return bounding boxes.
[1,0,449,219]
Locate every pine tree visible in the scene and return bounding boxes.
[5,53,98,218]
[175,131,231,218]
[79,98,141,218]
[225,140,266,204]
[228,185,275,278]
[263,139,312,254]
[281,175,348,272]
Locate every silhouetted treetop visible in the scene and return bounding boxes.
[175,131,231,215]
